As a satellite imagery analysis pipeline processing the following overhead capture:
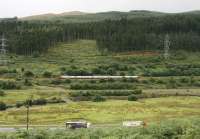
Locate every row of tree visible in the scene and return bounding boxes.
[1,14,200,55]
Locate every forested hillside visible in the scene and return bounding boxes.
[1,12,200,55]
[96,15,200,52]
[20,10,167,23]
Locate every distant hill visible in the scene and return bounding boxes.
[21,11,88,21]
[20,10,200,23]
[0,17,18,22]
[20,10,168,23]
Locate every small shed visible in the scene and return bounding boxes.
[66,121,91,129]
[122,121,145,127]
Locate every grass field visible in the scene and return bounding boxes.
[0,86,68,105]
[0,96,199,125]
[0,40,200,127]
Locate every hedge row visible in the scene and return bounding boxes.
[70,90,142,97]
[70,83,136,90]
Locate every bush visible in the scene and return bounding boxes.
[24,71,34,77]
[70,83,135,90]
[128,95,138,101]
[60,67,66,72]
[32,98,47,105]
[92,95,106,102]
[0,90,5,96]
[0,102,7,111]
[48,97,65,104]
[99,79,107,83]
[24,79,32,86]
[107,68,116,75]
[134,89,142,95]
[0,80,20,90]
[51,79,62,85]
[32,51,40,58]
[25,99,33,107]
[70,89,142,97]
[0,69,17,75]
[64,79,71,84]
[120,72,125,76]
[65,69,92,76]
[21,67,25,72]
[16,102,24,108]
[43,71,52,78]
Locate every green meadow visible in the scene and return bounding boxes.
[0,40,200,127]
[0,97,199,125]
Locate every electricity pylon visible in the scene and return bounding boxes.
[0,34,8,65]
[164,34,170,59]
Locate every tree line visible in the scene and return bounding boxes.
[0,20,97,55]
[96,15,200,52]
[1,14,200,55]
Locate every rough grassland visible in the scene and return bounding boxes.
[0,40,199,127]
[6,40,200,76]
[0,97,199,125]
[0,86,68,105]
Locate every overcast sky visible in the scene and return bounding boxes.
[0,0,199,18]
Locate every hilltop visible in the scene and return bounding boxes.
[20,11,88,21]
[20,10,167,23]
[20,10,200,23]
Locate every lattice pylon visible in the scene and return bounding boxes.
[164,34,170,59]
[0,34,8,65]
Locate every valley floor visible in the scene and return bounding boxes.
[0,40,200,127]
[0,96,199,125]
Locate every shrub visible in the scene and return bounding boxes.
[32,98,47,105]
[134,89,142,95]
[0,90,5,96]
[92,95,106,102]
[64,79,71,84]
[107,68,116,75]
[69,90,142,97]
[180,77,190,83]
[128,95,138,101]
[107,78,115,82]
[25,99,33,107]
[43,71,52,78]
[16,102,24,108]
[51,79,62,85]
[24,79,32,86]
[65,68,92,76]
[24,71,34,77]
[0,102,7,111]
[48,97,65,104]
[122,77,128,82]
[0,80,20,90]
[70,83,135,90]
[0,69,17,75]
[99,79,107,83]
[120,72,125,76]
[60,67,66,72]
[21,67,25,72]
[32,51,40,58]
[92,68,106,75]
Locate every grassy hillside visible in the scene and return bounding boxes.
[5,40,200,78]
[0,40,200,126]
